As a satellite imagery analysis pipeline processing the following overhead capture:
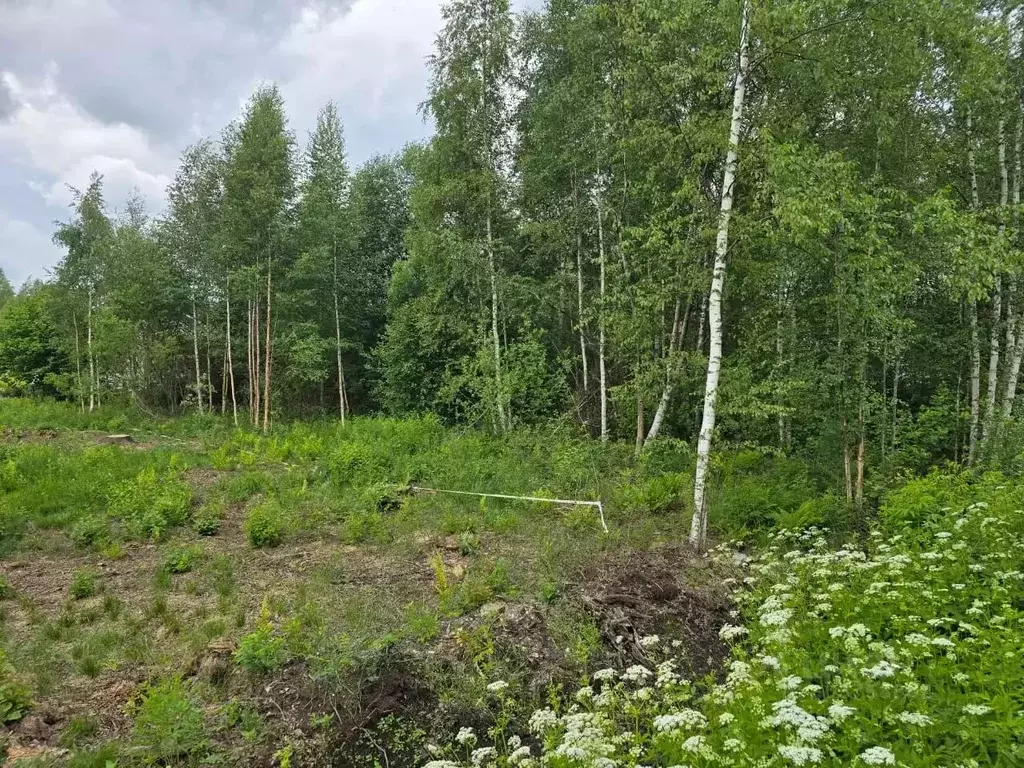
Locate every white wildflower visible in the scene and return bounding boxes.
[962,704,992,715]
[860,660,900,679]
[471,747,496,766]
[507,746,531,765]
[761,609,794,627]
[896,711,932,726]
[486,680,508,694]
[621,665,652,684]
[778,675,803,691]
[719,624,749,641]
[654,709,708,732]
[859,746,896,765]
[456,727,477,746]
[828,702,855,722]
[528,709,558,735]
[778,745,823,765]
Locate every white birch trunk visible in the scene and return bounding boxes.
[192,297,203,414]
[206,315,214,413]
[891,358,901,451]
[644,295,688,448]
[1003,112,1024,420]
[487,213,507,432]
[73,312,84,413]
[969,301,981,464]
[333,244,347,426]
[967,108,981,464]
[983,118,1008,442]
[576,230,588,393]
[87,285,95,413]
[596,191,608,442]
[226,274,238,427]
[690,0,750,550]
[263,262,272,432]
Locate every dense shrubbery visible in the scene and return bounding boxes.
[108,466,192,540]
[426,476,1024,767]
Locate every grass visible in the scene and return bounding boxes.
[0,397,867,766]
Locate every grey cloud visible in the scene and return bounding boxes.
[0,79,13,120]
[0,0,528,289]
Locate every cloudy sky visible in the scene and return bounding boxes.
[0,0,535,288]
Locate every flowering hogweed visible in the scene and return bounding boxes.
[425,480,1024,767]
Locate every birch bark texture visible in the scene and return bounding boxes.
[967,107,981,465]
[690,0,751,550]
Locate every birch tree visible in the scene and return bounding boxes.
[54,173,112,413]
[294,103,353,422]
[690,0,751,550]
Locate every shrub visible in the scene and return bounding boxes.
[880,470,972,528]
[191,503,222,536]
[130,678,207,764]
[0,649,31,723]
[161,546,202,574]
[326,442,372,482]
[69,515,110,548]
[244,502,284,548]
[342,510,388,544]
[612,471,690,515]
[776,492,851,530]
[70,569,97,599]
[0,575,10,600]
[235,624,288,673]
[108,467,192,540]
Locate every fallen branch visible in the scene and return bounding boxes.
[408,485,608,533]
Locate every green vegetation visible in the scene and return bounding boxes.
[130,678,208,764]
[0,650,32,723]
[427,475,1024,768]
[1,0,1022,763]
[69,570,97,600]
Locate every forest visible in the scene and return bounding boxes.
[0,0,1022,766]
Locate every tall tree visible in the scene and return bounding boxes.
[54,173,113,412]
[294,102,352,421]
[690,0,751,550]
[221,85,295,431]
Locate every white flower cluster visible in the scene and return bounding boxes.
[426,486,1023,768]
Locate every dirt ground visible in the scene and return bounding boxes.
[0,450,737,766]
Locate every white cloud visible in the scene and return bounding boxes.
[0,213,61,288]
[276,0,441,153]
[0,67,172,210]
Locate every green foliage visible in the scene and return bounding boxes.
[431,474,1024,767]
[235,618,288,674]
[107,467,192,540]
[0,649,32,723]
[69,569,97,599]
[243,500,284,548]
[161,545,202,574]
[130,678,207,764]
[0,285,67,397]
[69,516,109,548]
[0,575,11,600]
[710,451,819,533]
[613,471,690,515]
[191,503,222,536]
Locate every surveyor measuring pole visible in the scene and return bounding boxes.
[409,486,608,533]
